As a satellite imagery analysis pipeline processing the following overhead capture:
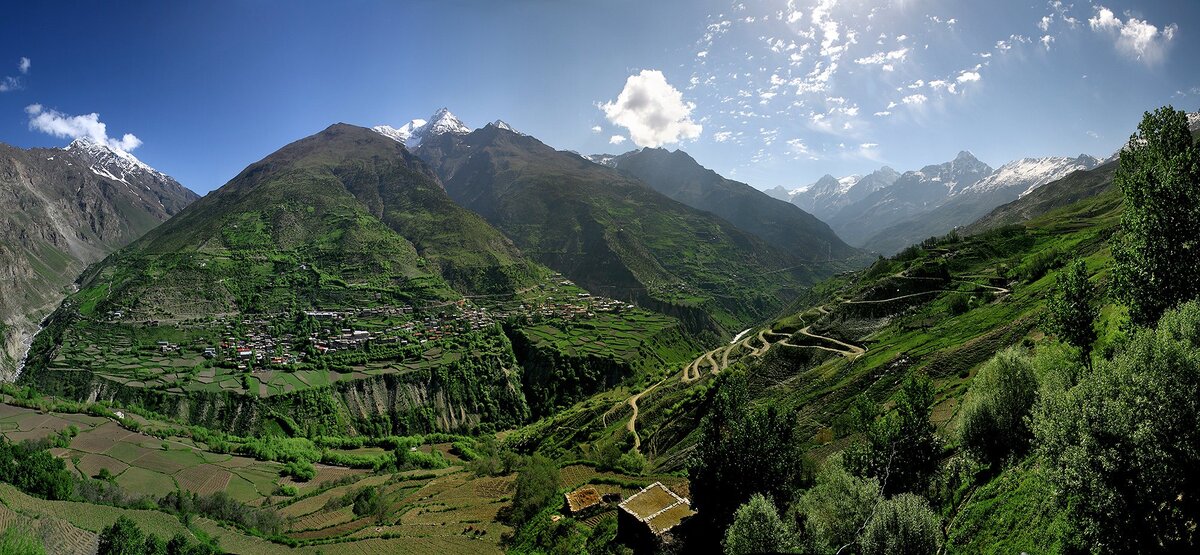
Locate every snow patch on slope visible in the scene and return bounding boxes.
[964,155,1101,198]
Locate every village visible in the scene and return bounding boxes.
[132,286,636,372]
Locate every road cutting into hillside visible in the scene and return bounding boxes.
[625,274,1007,453]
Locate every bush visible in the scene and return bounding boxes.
[959,347,1038,463]
[281,460,315,481]
[690,371,809,531]
[1033,301,1200,552]
[510,453,560,526]
[98,516,144,555]
[859,493,942,555]
[844,372,941,496]
[789,455,881,553]
[723,494,799,555]
[947,293,970,315]
[350,487,386,520]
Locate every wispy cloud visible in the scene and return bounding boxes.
[0,57,30,92]
[25,104,143,152]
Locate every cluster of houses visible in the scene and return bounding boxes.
[114,286,640,370]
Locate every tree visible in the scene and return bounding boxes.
[689,371,810,531]
[845,372,941,495]
[790,455,882,554]
[165,535,190,555]
[959,347,1038,464]
[1112,106,1200,326]
[723,494,799,555]
[1033,300,1200,552]
[143,535,167,555]
[98,516,145,555]
[1047,259,1097,363]
[510,453,560,526]
[858,493,942,555]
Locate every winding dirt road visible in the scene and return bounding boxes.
[624,273,1009,452]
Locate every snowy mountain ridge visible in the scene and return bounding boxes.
[65,138,168,187]
[373,108,471,148]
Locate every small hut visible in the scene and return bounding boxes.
[617,482,695,552]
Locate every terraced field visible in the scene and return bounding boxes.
[0,400,666,553]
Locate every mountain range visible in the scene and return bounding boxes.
[769,150,1104,254]
[378,110,858,334]
[0,139,196,377]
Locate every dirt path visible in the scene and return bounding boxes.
[626,273,1007,453]
[798,324,866,358]
[626,375,670,451]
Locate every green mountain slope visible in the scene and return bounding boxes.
[416,124,833,335]
[514,160,1126,474]
[964,162,1118,235]
[0,141,197,377]
[606,148,861,262]
[19,124,704,437]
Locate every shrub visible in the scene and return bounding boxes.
[947,293,969,315]
[98,516,144,555]
[1033,301,1200,552]
[858,493,942,555]
[959,347,1038,463]
[723,494,798,555]
[281,460,315,481]
[789,455,881,553]
[509,453,560,526]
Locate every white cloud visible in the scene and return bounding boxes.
[609,135,627,145]
[1039,16,1053,32]
[601,69,702,148]
[874,110,892,117]
[957,71,981,83]
[18,57,30,74]
[0,76,19,92]
[902,94,928,105]
[786,138,811,157]
[854,48,908,67]
[24,104,143,152]
[713,130,734,142]
[1089,7,1119,31]
[591,125,602,133]
[1041,34,1055,49]
[860,142,878,149]
[1089,6,1177,64]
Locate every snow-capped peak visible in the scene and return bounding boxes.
[837,175,861,194]
[961,154,1101,198]
[372,119,426,145]
[424,108,470,136]
[373,108,470,148]
[490,119,515,132]
[65,137,166,185]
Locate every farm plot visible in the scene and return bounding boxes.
[174,464,234,496]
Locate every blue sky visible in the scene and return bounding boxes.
[0,0,1196,194]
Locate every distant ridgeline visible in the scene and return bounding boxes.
[19,124,699,437]
[414,122,864,336]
